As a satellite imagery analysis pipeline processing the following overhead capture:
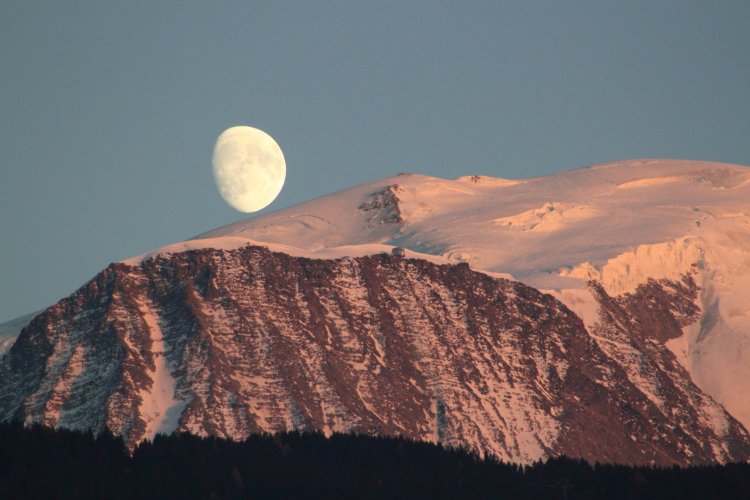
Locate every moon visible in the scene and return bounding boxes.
[212,126,286,213]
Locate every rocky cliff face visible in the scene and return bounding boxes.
[1,245,748,465]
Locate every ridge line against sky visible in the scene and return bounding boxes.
[1,1,749,321]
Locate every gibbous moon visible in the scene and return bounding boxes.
[212,126,286,213]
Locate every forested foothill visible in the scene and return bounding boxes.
[0,421,748,499]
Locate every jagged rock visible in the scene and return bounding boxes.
[358,185,403,226]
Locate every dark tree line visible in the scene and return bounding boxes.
[0,421,748,499]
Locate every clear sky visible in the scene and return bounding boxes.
[1,1,749,322]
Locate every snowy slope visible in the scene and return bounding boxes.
[189,159,750,432]
[199,159,750,286]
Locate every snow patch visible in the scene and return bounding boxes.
[547,288,600,330]
[618,176,684,189]
[135,300,184,439]
[122,237,258,265]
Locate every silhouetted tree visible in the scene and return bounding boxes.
[1,421,749,499]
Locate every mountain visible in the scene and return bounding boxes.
[2,159,750,465]
[199,158,750,433]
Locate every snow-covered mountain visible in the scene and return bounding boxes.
[197,158,750,433]
[2,159,750,465]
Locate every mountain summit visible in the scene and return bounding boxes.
[2,159,750,465]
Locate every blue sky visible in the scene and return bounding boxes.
[1,1,749,321]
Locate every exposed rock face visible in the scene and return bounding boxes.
[1,246,748,464]
[358,185,403,226]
